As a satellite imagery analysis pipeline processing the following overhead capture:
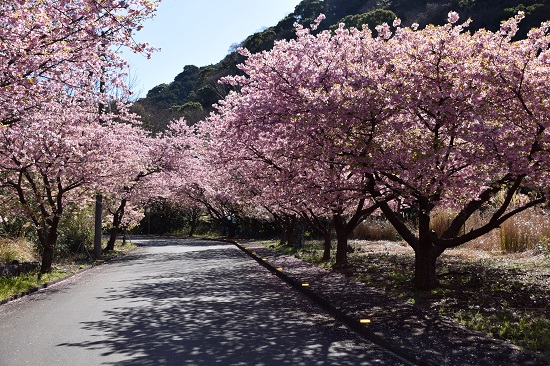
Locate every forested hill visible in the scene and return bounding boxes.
[135,0,550,131]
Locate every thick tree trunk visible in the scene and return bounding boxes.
[122,228,128,246]
[333,214,353,267]
[105,227,118,252]
[414,247,439,290]
[39,224,59,275]
[414,209,439,290]
[40,243,55,275]
[334,229,348,267]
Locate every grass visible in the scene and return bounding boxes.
[0,268,76,300]
[264,239,335,268]
[452,309,550,353]
[356,250,550,358]
[102,241,136,260]
[265,238,550,361]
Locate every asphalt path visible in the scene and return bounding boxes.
[0,238,411,365]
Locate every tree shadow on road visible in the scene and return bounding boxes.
[57,239,400,365]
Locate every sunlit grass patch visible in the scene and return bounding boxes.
[0,238,137,303]
[262,239,329,263]
[102,239,137,260]
[0,269,70,301]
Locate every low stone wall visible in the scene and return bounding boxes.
[0,261,40,278]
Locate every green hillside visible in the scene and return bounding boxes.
[135,0,550,131]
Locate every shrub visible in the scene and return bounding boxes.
[56,205,94,256]
[0,215,35,239]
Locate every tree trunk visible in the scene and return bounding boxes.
[93,193,103,260]
[281,222,292,246]
[414,209,439,290]
[333,214,353,267]
[299,212,332,261]
[414,247,439,290]
[322,230,331,261]
[105,199,126,252]
[278,215,296,246]
[290,217,305,248]
[188,222,197,237]
[105,227,118,252]
[187,208,200,237]
[334,228,348,267]
[226,218,237,239]
[188,211,199,237]
[39,223,60,275]
[40,242,55,275]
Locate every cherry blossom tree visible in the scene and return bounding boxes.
[101,123,165,252]
[0,0,159,273]
[136,119,228,237]
[0,0,158,125]
[200,15,394,265]
[200,12,550,290]
[354,12,550,289]
[167,147,244,239]
[0,101,125,273]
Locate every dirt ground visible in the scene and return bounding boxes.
[344,240,550,358]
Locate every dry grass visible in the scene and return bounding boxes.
[497,209,550,254]
[0,237,36,263]
[427,206,550,256]
[350,217,399,241]
[353,206,550,255]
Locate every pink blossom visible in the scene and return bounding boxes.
[448,11,460,24]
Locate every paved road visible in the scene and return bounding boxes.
[0,238,411,365]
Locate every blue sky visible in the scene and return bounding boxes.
[123,0,303,98]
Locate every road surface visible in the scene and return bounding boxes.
[0,238,411,365]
